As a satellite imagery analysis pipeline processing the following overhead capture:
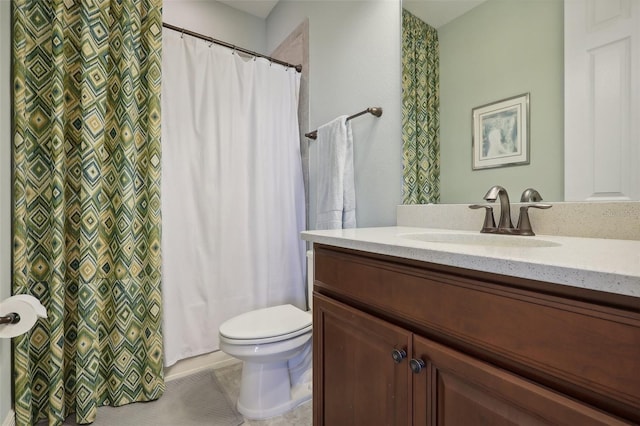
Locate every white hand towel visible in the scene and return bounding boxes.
[316,116,356,230]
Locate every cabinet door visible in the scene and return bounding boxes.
[314,293,412,426]
[412,335,628,426]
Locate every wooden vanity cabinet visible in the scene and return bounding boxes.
[313,294,412,425]
[312,244,640,425]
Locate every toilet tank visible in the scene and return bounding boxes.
[306,250,314,311]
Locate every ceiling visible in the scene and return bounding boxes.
[219,0,279,19]
[219,0,485,27]
[403,0,485,28]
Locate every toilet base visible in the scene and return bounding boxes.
[237,359,312,420]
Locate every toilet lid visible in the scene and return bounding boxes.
[219,304,311,341]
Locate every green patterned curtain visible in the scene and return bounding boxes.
[402,9,440,204]
[12,1,164,425]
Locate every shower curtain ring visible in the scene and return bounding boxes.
[180,29,184,39]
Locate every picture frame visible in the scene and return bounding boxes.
[472,93,530,170]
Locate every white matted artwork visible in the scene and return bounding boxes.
[472,93,530,170]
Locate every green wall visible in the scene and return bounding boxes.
[439,0,564,203]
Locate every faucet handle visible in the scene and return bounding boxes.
[469,204,497,233]
[520,188,543,202]
[516,204,552,236]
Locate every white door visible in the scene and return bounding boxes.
[564,0,639,201]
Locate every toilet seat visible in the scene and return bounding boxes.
[219,304,311,345]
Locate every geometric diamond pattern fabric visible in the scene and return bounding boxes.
[402,9,440,204]
[12,1,164,425]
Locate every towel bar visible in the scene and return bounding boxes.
[305,107,383,140]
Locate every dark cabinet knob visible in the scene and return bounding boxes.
[410,358,425,374]
[391,348,407,364]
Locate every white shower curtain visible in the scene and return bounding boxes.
[161,29,306,366]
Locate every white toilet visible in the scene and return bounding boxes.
[218,251,314,419]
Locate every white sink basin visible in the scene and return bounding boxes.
[400,232,561,248]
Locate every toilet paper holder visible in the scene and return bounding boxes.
[0,313,21,325]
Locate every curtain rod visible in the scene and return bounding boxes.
[162,22,303,73]
[305,107,383,140]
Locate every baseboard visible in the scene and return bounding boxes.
[164,350,239,382]
[2,409,14,426]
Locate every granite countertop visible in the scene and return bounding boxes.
[301,226,640,298]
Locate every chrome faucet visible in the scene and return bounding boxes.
[469,186,552,235]
[483,185,515,232]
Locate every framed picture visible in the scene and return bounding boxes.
[472,93,530,170]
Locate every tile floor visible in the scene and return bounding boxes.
[214,362,313,426]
